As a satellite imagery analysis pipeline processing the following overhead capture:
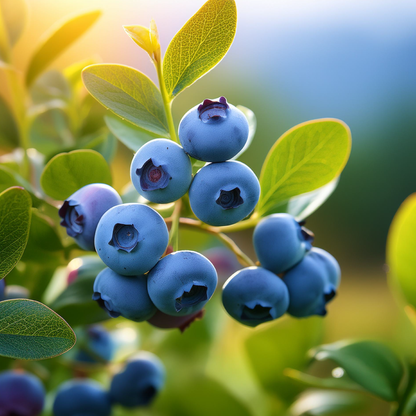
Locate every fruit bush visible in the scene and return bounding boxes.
[1,0,414,415]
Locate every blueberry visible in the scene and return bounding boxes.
[75,325,116,364]
[53,379,111,416]
[59,184,122,251]
[110,352,165,408]
[189,161,260,226]
[179,97,249,162]
[253,214,314,274]
[0,370,45,416]
[130,139,192,203]
[147,308,205,332]
[147,251,218,316]
[283,248,341,317]
[92,267,156,322]
[222,267,289,327]
[94,203,169,276]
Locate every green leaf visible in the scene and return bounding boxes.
[163,0,237,99]
[40,149,112,200]
[245,317,324,403]
[290,391,366,416]
[256,119,351,217]
[311,340,404,402]
[25,10,101,87]
[0,94,19,149]
[0,299,75,360]
[233,105,256,159]
[387,194,416,308]
[30,70,71,106]
[0,187,32,279]
[0,0,27,47]
[82,64,169,137]
[104,114,158,151]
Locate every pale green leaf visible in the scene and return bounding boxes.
[163,0,237,99]
[40,149,112,200]
[0,187,32,279]
[82,64,169,137]
[0,299,76,360]
[256,119,351,217]
[26,10,101,86]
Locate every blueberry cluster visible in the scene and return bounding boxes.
[222,214,341,327]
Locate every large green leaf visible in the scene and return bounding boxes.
[0,94,19,149]
[104,114,158,151]
[387,194,416,308]
[26,10,101,86]
[82,64,169,137]
[0,299,75,360]
[311,340,404,402]
[40,149,112,200]
[0,187,32,279]
[0,0,27,47]
[256,119,351,217]
[163,0,237,99]
[245,317,323,403]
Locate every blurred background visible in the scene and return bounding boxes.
[3,0,416,414]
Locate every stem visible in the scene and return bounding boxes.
[168,200,182,251]
[216,214,261,233]
[391,361,416,416]
[155,59,178,143]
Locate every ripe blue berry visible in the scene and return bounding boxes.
[283,248,341,317]
[147,251,218,316]
[75,325,116,363]
[189,161,260,226]
[53,379,111,416]
[130,139,192,203]
[0,370,45,416]
[93,268,156,322]
[94,203,168,275]
[110,352,165,408]
[59,184,122,251]
[253,214,314,274]
[147,308,205,332]
[222,267,289,327]
[179,97,249,162]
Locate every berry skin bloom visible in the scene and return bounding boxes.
[53,379,112,416]
[253,213,314,274]
[130,139,193,203]
[189,160,260,226]
[110,352,165,408]
[92,267,156,322]
[179,97,249,162]
[222,267,289,327]
[147,251,218,316]
[58,183,122,251]
[94,203,169,276]
[283,248,341,318]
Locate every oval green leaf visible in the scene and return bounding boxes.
[0,94,19,149]
[82,64,169,137]
[311,340,404,402]
[0,299,76,360]
[105,114,158,151]
[0,187,32,279]
[40,149,112,200]
[26,10,101,87]
[387,194,416,308]
[256,119,351,217]
[163,0,237,99]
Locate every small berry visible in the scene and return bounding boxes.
[222,267,289,327]
[94,203,169,276]
[147,251,218,316]
[93,268,156,322]
[53,379,111,416]
[130,139,192,203]
[189,161,260,226]
[179,97,249,162]
[59,184,122,251]
[110,352,165,408]
[253,214,314,274]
